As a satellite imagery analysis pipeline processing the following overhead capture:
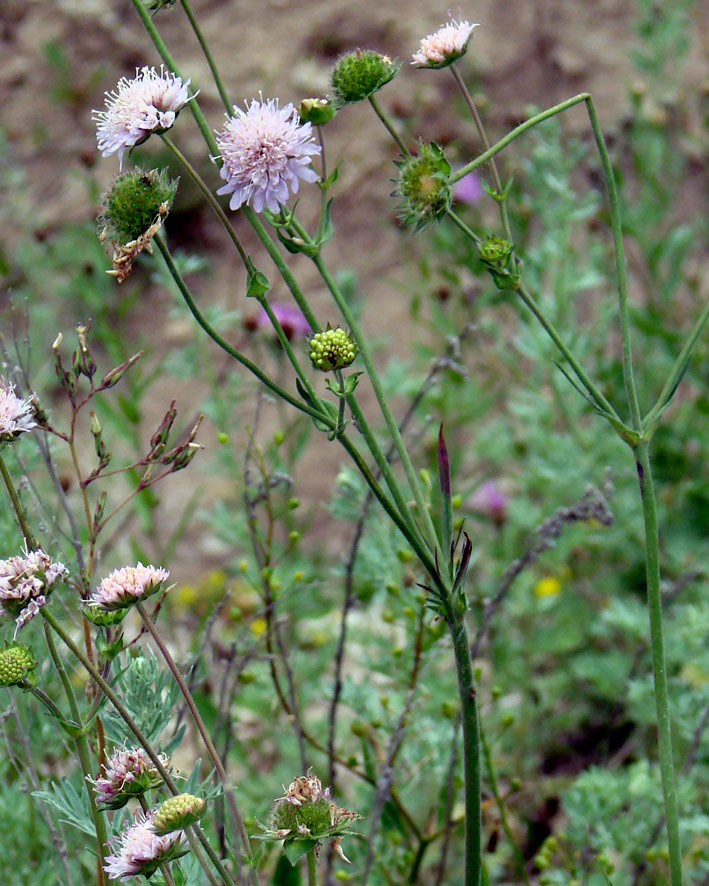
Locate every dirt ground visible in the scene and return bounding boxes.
[2,0,708,579]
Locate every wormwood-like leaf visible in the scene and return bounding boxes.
[33,779,97,838]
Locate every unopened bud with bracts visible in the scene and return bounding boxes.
[152,794,206,835]
[148,401,177,460]
[298,97,337,127]
[331,50,400,107]
[98,167,178,246]
[309,327,357,372]
[0,643,36,687]
[394,142,451,230]
[478,235,520,291]
[99,351,143,391]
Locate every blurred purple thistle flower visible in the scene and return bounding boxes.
[471,480,508,527]
[256,303,311,341]
[453,171,483,205]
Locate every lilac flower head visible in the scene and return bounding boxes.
[89,563,169,611]
[0,378,37,442]
[0,549,68,634]
[254,303,311,341]
[453,171,483,205]
[470,480,508,527]
[89,745,169,809]
[104,810,187,881]
[412,18,479,69]
[93,66,192,168]
[215,97,321,213]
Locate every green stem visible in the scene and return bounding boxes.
[643,295,709,436]
[43,620,109,886]
[0,452,37,548]
[41,609,238,886]
[153,234,329,427]
[584,95,642,432]
[161,135,248,266]
[257,297,319,403]
[368,95,410,156]
[30,686,69,723]
[307,849,317,886]
[449,64,515,249]
[635,441,682,885]
[177,0,232,112]
[447,606,481,886]
[479,721,529,886]
[345,390,424,544]
[449,94,591,184]
[135,600,254,882]
[312,253,441,558]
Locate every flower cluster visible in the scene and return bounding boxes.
[412,18,479,68]
[93,66,192,168]
[215,97,320,213]
[104,810,187,881]
[88,563,169,612]
[265,773,360,864]
[0,379,37,443]
[309,327,357,372]
[0,549,68,633]
[90,746,169,810]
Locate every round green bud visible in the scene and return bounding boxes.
[350,720,368,738]
[479,234,513,264]
[98,168,178,245]
[392,645,403,658]
[287,497,300,510]
[491,685,502,699]
[288,530,301,544]
[381,609,394,623]
[394,143,452,231]
[298,97,337,126]
[330,50,400,107]
[0,643,36,687]
[509,776,522,791]
[238,671,256,684]
[441,700,458,719]
[273,429,285,446]
[152,793,206,835]
[309,327,357,372]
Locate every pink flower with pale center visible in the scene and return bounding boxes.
[412,18,479,68]
[90,745,169,809]
[93,66,192,168]
[0,379,36,441]
[89,563,169,611]
[104,810,186,881]
[215,97,321,213]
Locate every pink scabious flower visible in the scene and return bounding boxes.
[453,171,483,205]
[215,97,321,213]
[104,810,187,881]
[470,480,508,527]
[0,549,68,634]
[255,302,311,341]
[93,66,192,168]
[89,563,169,611]
[89,745,169,809]
[0,379,36,442]
[412,18,479,68]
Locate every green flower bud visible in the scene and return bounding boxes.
[0,643,36,687]
[152,793,206,835]
[331,50,400,107]
[298,97,337,126]
[83,603,129,627]
[309,327,357,372]
[98,168,178,246]
[394,143,451,231]
[478,235,521,291]
[479,235,512,264]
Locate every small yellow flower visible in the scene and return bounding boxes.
[534,576,561,598]
[250,617,267,636]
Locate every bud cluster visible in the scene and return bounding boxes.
[152,793,206,835]
[0,643,36,687]
[309,327,357,372]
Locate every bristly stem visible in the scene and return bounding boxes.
[135,600,255,884]
[368,95,410,156]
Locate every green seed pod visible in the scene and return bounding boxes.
[309,327,358,371]
[331,50,400,107]
[394,143,452,231]
[0,643,36,687]
[152,793,206,835]
[98,168,178,246]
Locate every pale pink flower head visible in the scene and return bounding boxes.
[90,745,169,810]
[89,563,169,611]
[0,378,37,443]
[215,97,321,213]
[104,809,187,881]
[412,18,479,69]
[93,66,192,168]
[470,480,508,527]
[0,548,68,633]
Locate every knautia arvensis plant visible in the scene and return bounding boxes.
[0,5,706,886]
